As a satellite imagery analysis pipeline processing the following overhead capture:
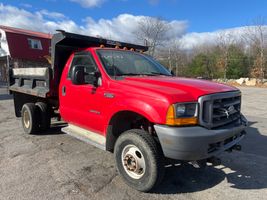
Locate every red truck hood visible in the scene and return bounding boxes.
[118,76,238,102]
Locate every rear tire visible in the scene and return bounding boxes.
[35,102,51,131]
[21,103,40,134]
[114,129,165,192]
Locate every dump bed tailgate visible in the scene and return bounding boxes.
[9,67,51,98]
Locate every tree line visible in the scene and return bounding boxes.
[135,17,267,80]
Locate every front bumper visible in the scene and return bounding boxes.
[154,116,248,161]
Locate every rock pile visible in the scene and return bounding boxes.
[213,78,267,87]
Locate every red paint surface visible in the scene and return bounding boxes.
[59,48,237,136]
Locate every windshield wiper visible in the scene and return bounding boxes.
[116,73,143,76]
[116,72,172,76]
[149,72,172,76]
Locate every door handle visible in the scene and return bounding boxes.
[62,86,66,96]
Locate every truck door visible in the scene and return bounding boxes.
[60,51,105,134]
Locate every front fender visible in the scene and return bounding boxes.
[106,98,167,126]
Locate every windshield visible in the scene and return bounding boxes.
[97,49,172,77]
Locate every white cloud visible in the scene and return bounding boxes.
[179,26,267,50]
[0,4,187,45]
[0,3,82,34]
[38,9,66,20]
[83,14,187,44]
[69,0,105,8]
[20,3,32,8]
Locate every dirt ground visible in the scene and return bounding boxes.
[0,86,267,200]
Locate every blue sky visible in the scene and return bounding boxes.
[1,0,266,32]
[0,0,266,49]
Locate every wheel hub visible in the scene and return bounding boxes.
[121,145,146,179]
[23,110,30,129]
[124,154,137,171]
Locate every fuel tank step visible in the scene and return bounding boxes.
[62,124,106,150]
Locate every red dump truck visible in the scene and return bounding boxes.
[9,31,248,192]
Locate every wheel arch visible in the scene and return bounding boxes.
[105,110,153,152]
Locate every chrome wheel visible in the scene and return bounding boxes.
[23,110,30,129]
[21,103,40,134]
[121,144,146,179]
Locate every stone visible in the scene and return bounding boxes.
[236,78,245,85]
[246,78,257,86]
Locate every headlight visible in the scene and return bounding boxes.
[175,103,197,118]
[166,103,198,126]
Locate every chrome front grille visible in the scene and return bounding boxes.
[198,91,241,129]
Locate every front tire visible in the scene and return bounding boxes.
[21,103,40,134]
[114,129,165,192]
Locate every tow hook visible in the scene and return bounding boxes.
[207,156,221,166]
[189,160,207,169]
[232,144,242,151]
[190,157,222,168]
[227,144,242,152]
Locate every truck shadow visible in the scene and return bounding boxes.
[153,121,267,194]
[31,121,67,136]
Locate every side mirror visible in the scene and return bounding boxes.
[92,71,101,87]
[71,65,102,87]
[86,71,99,87]
[170,70,175,76]
[71,65,86,85]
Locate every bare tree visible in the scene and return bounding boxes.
[135,17,171,56]
[244,17,267,80]
[168,39,184,75]
[216,31,236,80]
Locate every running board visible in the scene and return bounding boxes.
[62,124,106,150]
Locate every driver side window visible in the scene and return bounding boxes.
[68,53,97,83]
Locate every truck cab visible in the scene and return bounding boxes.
[9,31,247,192]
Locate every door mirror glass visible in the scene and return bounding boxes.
[71,65,101,87]
[71,65,86,85]
[86,71,101,87]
